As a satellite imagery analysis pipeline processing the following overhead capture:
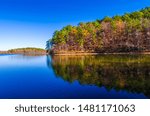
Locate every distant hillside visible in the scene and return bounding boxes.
[0,51,8,54]
[47,7,150,54]
[0,48,46,55]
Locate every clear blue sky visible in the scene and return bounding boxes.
[0,0,150,50]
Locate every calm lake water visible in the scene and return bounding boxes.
[0,54,149,99]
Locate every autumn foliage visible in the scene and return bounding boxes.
[47,7,150,54]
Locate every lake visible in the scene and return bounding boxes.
[0,54,149,99]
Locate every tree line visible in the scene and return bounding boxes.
[47,7,150,54]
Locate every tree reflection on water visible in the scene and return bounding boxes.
[47,55,150,98]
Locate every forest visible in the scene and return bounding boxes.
[0,48,46,55]
[47,7,150,54]
[8,48,46,55]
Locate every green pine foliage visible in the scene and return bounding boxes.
[47,7,150,54]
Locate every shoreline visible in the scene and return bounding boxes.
[51,52,150,56]
[1,52,150,56]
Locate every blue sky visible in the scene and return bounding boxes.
[0,0,150,50]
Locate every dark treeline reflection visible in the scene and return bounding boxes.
[47,55,150,98]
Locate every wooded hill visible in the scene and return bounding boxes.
[47,7,150,54]
[0,48,46,55]
[8,48,46,55]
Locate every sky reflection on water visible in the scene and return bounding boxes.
[0,54,149,99]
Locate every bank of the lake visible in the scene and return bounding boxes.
[50,51,150,56]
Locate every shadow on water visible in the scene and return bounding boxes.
[47,55,150,98]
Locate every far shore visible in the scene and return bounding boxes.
[0,47,46,55]
[0,52,46,55]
